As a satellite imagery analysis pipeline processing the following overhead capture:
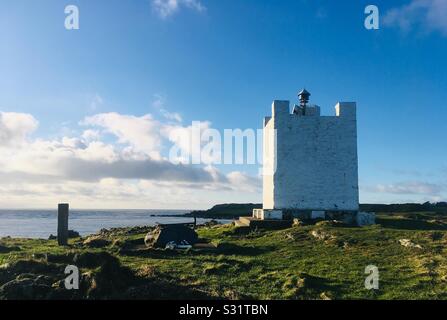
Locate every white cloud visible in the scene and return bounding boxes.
[371,181,443,195]
[152,94,182,123]
[82,112,163,160]
[160,109,182,123]
[0,110,260,209]
[152,0,206,19]
[163,120,218,164]
[81,112,218,165]
[0,112,38,147]
[90,94,104,111]
[82,129,101,141]
[152,94,165,110]
[384,0,447,36]
[227,171,262,193]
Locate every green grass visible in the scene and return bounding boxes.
[1,212,447,299]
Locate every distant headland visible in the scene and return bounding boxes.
[180,202,447,220]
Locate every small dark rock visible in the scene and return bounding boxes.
[315,220,346,227]
[32,253,48,260]
[0,244,21,253]
[83,235,110,248]
[48,230,80,240]
[68,230,81,238]
[200,220,219,228]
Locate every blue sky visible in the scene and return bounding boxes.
[0,0,446,209]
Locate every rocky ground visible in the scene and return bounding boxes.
[1,212,447,300]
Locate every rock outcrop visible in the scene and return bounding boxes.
[144,224,198,248]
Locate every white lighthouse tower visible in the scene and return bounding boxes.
[249,89,374,226]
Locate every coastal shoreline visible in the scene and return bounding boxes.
[2,210,447,300]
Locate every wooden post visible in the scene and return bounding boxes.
[58,203,69,246]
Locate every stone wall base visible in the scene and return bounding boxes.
[253,209,375,226]
[253,209,283,220]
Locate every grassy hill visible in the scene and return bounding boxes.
[186,203,261,219]
[1,211,447,299]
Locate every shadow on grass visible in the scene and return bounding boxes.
[278,272,345,300]
[119,243,274,259]
[213,243,275,256]
[0,252,215,300]
[302,273,341,291]
[376,217,447,231]
[118,248,184,259]
[0,245,21,254]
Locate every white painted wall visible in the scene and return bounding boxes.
[262,100,359,211]
[262,114,275,210]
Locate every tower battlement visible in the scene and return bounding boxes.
[269,100,356,120]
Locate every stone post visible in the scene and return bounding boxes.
[58,203,69,246]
